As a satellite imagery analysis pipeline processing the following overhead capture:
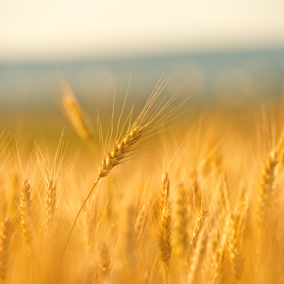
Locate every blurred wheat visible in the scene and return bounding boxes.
[0,77,284,284]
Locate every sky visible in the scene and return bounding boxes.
[1,0,284,62]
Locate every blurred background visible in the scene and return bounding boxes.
[1,0,284,148]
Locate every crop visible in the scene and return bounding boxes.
[0,77,283,284]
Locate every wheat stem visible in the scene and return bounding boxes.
[59,176,100,266]
[28,251,33,284]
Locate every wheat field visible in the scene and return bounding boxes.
[1,77,284,284]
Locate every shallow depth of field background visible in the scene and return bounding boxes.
[1,1,284,284]
[1,0,284,149]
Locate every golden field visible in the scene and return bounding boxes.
[1,77,284,284]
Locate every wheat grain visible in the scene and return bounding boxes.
[98,125,147,178]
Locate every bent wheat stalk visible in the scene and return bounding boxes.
[60,125,147,264]
[60,76,188,265]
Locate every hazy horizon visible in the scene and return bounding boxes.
[1,0,284,63]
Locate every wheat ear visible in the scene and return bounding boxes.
[210,233,222,284]
[227,214,244,283]
[19,179,34,284]
[60,77,187,265]
[61,125,149,261]
[173,183,188,257]
[190,170,202,211]
[62,84,94,145]
[211,219,230,284]
[187,208,207,266]
[19,179,34,250]
[133,204,149,250]
[256,150,278,261]
[158,172,172,284]
[83,206,96,259]
[95,240,111,284]
[59,176,100,267]
[0,218,12,282]
[8,172,19,223]
[256,150,278,227]
[44,179,57,239]
[160,173,170,213]
[187,229,207,284]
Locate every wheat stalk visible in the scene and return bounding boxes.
[60,77,185,264]
[59,118,140,261]
[280,253,284,284]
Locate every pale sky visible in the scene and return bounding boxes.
[1,0,284,62]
